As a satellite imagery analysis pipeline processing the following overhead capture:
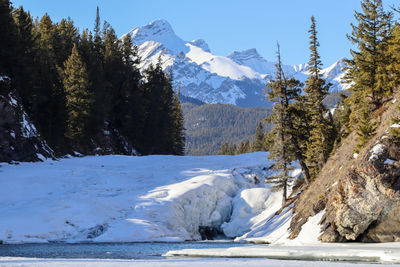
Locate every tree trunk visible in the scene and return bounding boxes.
[298,158,311,185]
[282,178,287,207]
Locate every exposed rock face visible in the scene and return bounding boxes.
[321,135,400,242]
[0,92,54,162]
[290,97,400,243]
[0,86,136,163]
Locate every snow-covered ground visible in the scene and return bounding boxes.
[0,152,286,243]
[2,153,400,265]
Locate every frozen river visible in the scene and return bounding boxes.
[1,242,400,266]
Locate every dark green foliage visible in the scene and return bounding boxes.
[217,121,266,156]
[218,142,236,155]
[184,103,271,155]
[119,35,144,148]
[0,0,16,87]
[343,0,393,152]
[171,89,186,155]
[355,105,377,153]
[265,44,301,204]
[304,16,335,179]
[33,13,68,151]
[140,60,184,155]
[62,44,93,140]
[265,45,311,186]
[3,4,184,156]
[345,0,393,123]
[252,122,265,152]
[391,104,400,139]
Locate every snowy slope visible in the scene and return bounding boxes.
[0,153,278,243]
[124,19,348,107]
[0,152,331,246]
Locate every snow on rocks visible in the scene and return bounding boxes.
[369,144,384,161]
[0,153,274,243]
[391,123,400,128]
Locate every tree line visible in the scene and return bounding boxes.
[0,1,185,156]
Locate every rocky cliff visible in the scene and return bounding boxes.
[0,82,136,163]
[0,90,54,163]
[290,95,400,243]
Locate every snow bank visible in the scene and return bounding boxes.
[0,152,324,245]
[165,242,400,264]
[0,153,273,243]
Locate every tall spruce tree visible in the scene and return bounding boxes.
[344,0,393,120]
[304,16,334,179]
[12,6,37,106]
[35,13,67,151]
[344,0,392,151]
[120,35,144,150]
[87,7,106,137]
[142,59,174,154]
[355,104,377,152]
[265,44,311,186]
[55,17,79,67]
[62,44,93,141]
[266,45,298,206]
[219,142,229,155]
[388,23,400,88]
[0,0,16,87]
[252,122,265,151]
[170,89,186,155]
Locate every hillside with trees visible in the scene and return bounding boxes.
[182,103,271,155]
[0,1,185,158]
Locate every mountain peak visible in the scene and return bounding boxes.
[228,48,264,61]
[129,19,175,44]
[227,48,277,75]
[189,39,210,52]
[128,19,188,55]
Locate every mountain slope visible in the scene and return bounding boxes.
[125,19,348,107]
[183,103,271,155]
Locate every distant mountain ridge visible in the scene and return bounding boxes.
[124,19,348,107]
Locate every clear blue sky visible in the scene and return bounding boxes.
[11,0,399,66]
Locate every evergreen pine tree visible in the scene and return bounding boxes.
[391,103,400,139]
[219,142,229,155]
[355,104,377,153]
[120,34,144,150]
[62,44,93,141]
[304,16,335,179]
[85,7,106,138]
[388,23,400,93]
[344,0,393,122]
[171,89,186,155]
[0,0,16,85]
[142,58,176,154]
[235,141,246,154]
[266,46,311,186]
[12,6,37,103]
[266,44,298,205]
[252,122,265,151]
[35,13,67,151]
[55,17,79,67]
[243,140,250,153]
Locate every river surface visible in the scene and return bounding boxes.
[0,242,252,259]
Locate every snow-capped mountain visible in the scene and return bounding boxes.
[124,19,347,107]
